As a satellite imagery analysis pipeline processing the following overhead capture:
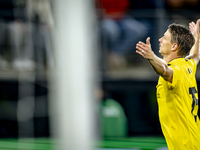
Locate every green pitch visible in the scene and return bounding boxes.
[0,137,167,150]
[97,137,168,150]
[0,138,53,150]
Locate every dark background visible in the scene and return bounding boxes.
[0,0,200,138]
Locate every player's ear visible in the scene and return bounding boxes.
[171,43,178,52]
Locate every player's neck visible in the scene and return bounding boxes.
[163,54,181,63]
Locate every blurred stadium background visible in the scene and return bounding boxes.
[0,0,200,150]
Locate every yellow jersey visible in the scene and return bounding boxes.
[156,58,200,150]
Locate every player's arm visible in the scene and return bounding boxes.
[185,19,200,64]
[136,37,173,83]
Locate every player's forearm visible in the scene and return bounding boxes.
[189,37,199,56]
[148,54,169,76]
[188,37,200,64]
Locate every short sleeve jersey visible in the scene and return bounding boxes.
[156,58,200,150]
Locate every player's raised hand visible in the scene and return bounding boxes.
[136,37,155,60]
[189,21,196,35]
[186,19,200,63]
[189,19,200,38]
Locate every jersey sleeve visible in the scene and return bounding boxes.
[166,64,181,89]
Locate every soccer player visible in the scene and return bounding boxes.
[136,19,200,150]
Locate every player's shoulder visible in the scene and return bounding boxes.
[184,58,197,68]
[167,58,182,69]
[168,58,184,65]
[169,58,195,66]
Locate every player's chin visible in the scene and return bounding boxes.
[159,51,164,56]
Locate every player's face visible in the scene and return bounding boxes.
[158,29,173,56]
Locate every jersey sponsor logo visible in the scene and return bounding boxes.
[187,68,192,74]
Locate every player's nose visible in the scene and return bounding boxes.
[158,37,162,43]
